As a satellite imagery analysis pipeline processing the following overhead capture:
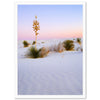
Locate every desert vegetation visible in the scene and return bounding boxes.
[63,40,74,51]
[23,16,83,59]
[49,42,65,52]
[32,41,36,45]
[76,38,81,45]
[26,47,40,58]
[22,38,83,59]
[39,47,49,57]
[26,46,49,58]
[32,16,40,49]
[23,40,30,47]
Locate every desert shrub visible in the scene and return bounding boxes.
[32,41,36,45]
[26,46,40,58]
[26,46,49,58]
[49,42,65,52]
[49,44,57,52]
[39,47,49,57]
[49,44,59,52]
[63,40,74,51]
[77,38,81,44]
[23,40,30,47]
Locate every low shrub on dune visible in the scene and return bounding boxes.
[76,38,81,45]
[63,40,74,51]
[23,40,30,47]
[26,46,49,58]
[76,47,83,52]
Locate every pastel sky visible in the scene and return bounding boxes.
[18,5,83,40]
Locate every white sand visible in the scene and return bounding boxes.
[18,39,83,95]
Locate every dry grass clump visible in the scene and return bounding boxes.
[49,44,56,52]
[26,46,49,58]
[63,40,74,51]
[76,47,80,51]
[49,42,65,52]
[57,42,65,52]
[23,40,30,47]
[39,47,49,57]
[81,48,83,52]
[76,47,83,52]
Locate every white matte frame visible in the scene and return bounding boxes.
[15,1,86,99]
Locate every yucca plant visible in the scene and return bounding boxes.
[23,40,30,47]
[63,40,74,51]
[27,46,40,58]
[26,46,49,58]
[32,16,40,49]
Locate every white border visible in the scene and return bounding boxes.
[15,1,86,99]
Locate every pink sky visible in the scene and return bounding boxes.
[18,5,83,40]
[18,25,82,40]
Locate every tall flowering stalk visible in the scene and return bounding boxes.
[32,16,40,49]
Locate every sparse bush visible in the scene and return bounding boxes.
[49,45,57,52]
[57,42,65,52]
[63,40,74,51]
[77,38,81,44]
[81,48,83,52]
[76,47,80,51]
[39,47,49,57]
[23,40,30,47]
[76,47,83,52]
[32,41,36,45]
[49,42,65,52]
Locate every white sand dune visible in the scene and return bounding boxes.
[18,39,83,95]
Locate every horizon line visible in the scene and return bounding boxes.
[18,36,83,40]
